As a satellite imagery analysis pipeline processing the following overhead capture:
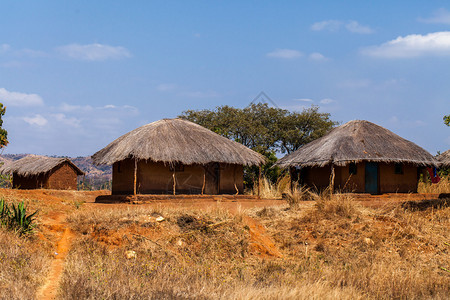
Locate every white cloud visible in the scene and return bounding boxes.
[56,43,131,61]
[267,48,303,59]
[23,114,48,126]
[309,52,328,61]
[345,21,374,34]
[311,20,373,34]
[59,103,93,112]
[0,44,10,54]
[419,8,450,24]
[362,31,450,58]
[51,113,81,128]
[320,98,335,104]
[311,20,342,32]
[294,98,313,102]
[0,88,44,106]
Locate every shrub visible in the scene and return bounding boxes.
[0,199,38,235]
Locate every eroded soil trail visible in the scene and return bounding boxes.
[36,213,75,300]
[243,215,283,258]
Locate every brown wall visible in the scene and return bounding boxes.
[379,163,418,193]
[299,162,420,194]
[46,163,79,190]
[13,174,46,189]
[112,159,244,195]
[12,162,79,190]
[335,163,366,193]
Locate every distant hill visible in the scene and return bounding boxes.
[0,154,112,190]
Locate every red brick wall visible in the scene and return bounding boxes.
[46,163,78,190]
[13,162,79,190]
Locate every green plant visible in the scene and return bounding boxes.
[0,199,38,235]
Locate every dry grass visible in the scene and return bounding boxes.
[250,194,450,300]
[418,176,450,194]
[57,195,450,299]
[250,174,291,199]
[0,229,51,300]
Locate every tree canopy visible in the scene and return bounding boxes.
[0,103,7,148]
[444,115,450,127]
[180,103,337,154]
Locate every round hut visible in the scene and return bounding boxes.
[92,118,265,195]
[276,120,439,194]
[437,150,450,168]
[0,155,84,190]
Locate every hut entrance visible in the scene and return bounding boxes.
[204,163,220,194]
[365,162,378,194]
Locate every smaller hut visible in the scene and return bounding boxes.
[437,150,450,168]
[0,155,84,190]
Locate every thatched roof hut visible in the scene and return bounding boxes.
[92,118,265,166]
[277,120,439,168]
[0,155,84,190]
[92,118,265,195]
[437,150,450,167]
[277,120,439,194]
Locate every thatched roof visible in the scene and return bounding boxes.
[437,150,450,167]
[92,118,265,166]
[276,120,439,168]
[0,155,84,176]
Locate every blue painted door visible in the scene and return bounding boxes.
[365,162,378,194]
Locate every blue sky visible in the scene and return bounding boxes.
[0,1,449,157]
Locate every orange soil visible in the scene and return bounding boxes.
[0,188,444,298]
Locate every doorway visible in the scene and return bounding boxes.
[365,162,378,194]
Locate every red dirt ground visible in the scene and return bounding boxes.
[0,188,443,299]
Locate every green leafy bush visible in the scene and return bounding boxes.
[0,199,38,235]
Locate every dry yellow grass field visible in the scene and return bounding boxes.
[0,186,449,299]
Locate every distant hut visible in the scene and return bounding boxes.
[437,150,450,168]
[92,118,265,195]
[276,120,439,194]
[0,155,84,190]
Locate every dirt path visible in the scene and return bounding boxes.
[36,213,75,300]
[243,215,283,258]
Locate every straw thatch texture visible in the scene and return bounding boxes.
[92,118,265,166]
[437,150,450,167]
[276,120,439,168]
[0,155,84,176]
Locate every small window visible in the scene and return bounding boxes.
[349,163,357,175]
[394,163,403,174]
[117,162,122,173]
[169,163,184,172]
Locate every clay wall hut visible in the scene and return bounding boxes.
[276,120,439,194]
[437,150,450,168]
[0,155,84,190]
[92,118,265,195]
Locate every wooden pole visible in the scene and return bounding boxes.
[201,168,206,195]
[330,164,335,195]
[172,169,176,195]
[133,159,137,197]
[257,165,261,198]
[234,165,239,195]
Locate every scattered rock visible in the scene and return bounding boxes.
[156,216,165,222]
[126,250,137,259]
[364,237,374,246]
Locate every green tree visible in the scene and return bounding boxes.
[181,103,336,154]
[180,103,337,185]
[444,115,450,126]
[0,103,7,148]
